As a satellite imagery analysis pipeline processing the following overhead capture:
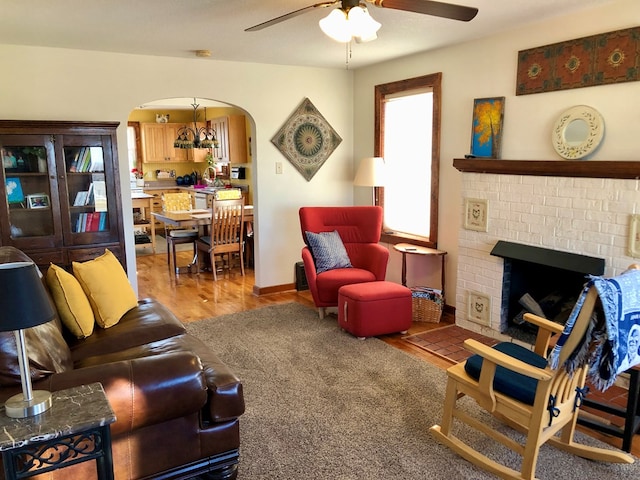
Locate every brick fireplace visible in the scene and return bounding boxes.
[454,159,640,341]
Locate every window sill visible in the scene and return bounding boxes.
[381,231,436,249]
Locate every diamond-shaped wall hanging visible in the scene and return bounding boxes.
[271,98,342,181]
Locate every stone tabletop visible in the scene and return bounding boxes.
[0,383,116,451]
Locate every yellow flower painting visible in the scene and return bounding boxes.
[470,97,505,158]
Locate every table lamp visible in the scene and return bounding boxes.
[354,157,385,205]
[0,261,56,418]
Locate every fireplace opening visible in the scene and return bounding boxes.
[491,241,605,342]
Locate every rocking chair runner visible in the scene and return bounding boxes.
[430,285,634,480]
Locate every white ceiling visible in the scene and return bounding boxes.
[0,0,616,70]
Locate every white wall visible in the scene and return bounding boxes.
[0,46,354,292]
[354,0,640,305]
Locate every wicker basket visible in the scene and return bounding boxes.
[411,287,444,323]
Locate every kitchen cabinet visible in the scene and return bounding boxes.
[0,120,126,269]
[210,115,248,164]
[141,123,208,163]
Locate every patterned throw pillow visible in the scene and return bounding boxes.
[305,230,352,274]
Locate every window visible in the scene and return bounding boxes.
[375,73,441,248]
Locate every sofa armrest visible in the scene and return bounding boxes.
[44,352,207,435]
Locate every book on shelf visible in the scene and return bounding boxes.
[91,212,102,231]
[75,213,86,233]
[85,212,95,232]
[92,179,107,211]
[69,150,80,172]
[70,148,88,172]
[73,190,88,206]
[69,147,104,173]
[81,148,91,173]
[75,211,107,233]
[85,183,95,206]
[98,211,107,231]
[88,147,104,172]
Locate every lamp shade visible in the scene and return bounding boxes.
[354,157,385,187]
[0,262,56,332]
[319,6,381,43]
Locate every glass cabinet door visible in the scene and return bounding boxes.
[64,144,108,234]
[61,134,118,245]
[0,135,61,249]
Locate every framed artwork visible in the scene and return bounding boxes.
[468,291,491,326]
[629,214,640,258]
[26,193,49,209]
[271,98,342,181]
[516,27,640,95]
[470,97,505,158]
[5,177,24,204]
[463,198,488,232]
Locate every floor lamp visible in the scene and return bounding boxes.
[354,157,385,205]
[0,261,56,418]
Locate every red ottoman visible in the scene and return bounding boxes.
[338,281,412,339]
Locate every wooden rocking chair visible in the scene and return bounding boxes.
[430,286,634,480]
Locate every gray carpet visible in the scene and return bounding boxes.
[185,303,639,479]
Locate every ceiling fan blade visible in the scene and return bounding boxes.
[368,0,478,22]
[245,1,340,32]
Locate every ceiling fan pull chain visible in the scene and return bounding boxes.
[345,41,352,70]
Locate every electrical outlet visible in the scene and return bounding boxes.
[275,162,283,174]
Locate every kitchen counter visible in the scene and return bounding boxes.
[139,183,249,194]
[184,184,249,194]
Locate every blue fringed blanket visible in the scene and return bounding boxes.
[549,269,640,391]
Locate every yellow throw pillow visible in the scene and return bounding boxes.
[72,249,138,328]
[46,264,95,338]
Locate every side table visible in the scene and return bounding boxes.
[132,192,156,253]
[393,243,447,294]
[577,365,640,452]
[0,383,116,480]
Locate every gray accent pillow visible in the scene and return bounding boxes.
[305,230,352,274]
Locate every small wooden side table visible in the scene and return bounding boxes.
[578,365,640,452]
[0,383,116,480]
[393,243,447,294]
[132,192,156,253]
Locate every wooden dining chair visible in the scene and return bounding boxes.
[196,193,245,281]
[162,192,197,274]
[430,285,634,479]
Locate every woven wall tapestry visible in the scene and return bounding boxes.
[272,98,342,181]
[516,26,640,95]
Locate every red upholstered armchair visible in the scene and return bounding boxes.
[300,206,389,318]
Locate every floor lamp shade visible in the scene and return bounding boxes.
[354,157,385,187]
[0,261,56,417]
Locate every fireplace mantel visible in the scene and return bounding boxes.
[453,158,640,179]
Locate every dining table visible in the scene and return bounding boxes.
[151,205,254,272]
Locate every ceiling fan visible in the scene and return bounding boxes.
[246,0,478,41]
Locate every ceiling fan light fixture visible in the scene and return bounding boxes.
[348,6,380,43]
[319,9,352,43]
[319,5,380,43]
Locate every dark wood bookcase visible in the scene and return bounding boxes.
[0,121,126,269]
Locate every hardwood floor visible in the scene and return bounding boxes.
[135,248,639,457]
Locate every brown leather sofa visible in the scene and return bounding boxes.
[0,246,245,480]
